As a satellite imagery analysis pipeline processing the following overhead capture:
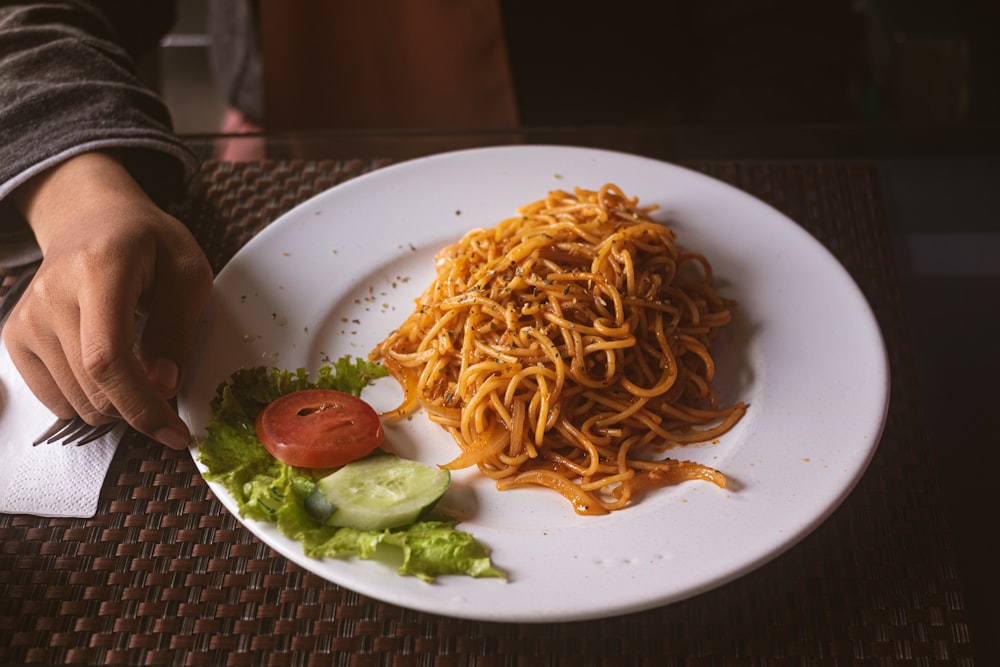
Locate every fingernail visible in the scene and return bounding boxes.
[154,426,191,450]
[148,358,180,395]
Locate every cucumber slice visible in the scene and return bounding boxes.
[313,455,450,530]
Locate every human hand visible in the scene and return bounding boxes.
[2,152,213,449]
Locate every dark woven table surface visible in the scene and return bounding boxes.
[0,159,979,666]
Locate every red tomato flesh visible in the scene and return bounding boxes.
[255,389,383,468]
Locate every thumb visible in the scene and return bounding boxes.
[144,355,182,399]
[138,288,208,398]
[137,284,211,400]
[138,232,214,399]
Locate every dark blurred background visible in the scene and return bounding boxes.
[152,0,998,660]
[156,0,1000,130]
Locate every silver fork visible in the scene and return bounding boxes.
[32,417,122,447]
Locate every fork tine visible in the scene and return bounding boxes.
[74,421,119,446]
[32,418,76,446]
[33,416,125,446]
[55,418,94,445]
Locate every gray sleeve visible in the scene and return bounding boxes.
[0,1,198,266]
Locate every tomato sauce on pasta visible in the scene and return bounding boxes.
[371,184,746,514]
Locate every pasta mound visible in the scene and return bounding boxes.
[371,184,746,514]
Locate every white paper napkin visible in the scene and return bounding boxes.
[0,339,123,518]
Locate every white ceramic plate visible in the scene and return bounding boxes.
[178,145,889,622]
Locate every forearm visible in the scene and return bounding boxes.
[11,152,156,255]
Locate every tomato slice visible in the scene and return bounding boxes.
[255,389,384,468]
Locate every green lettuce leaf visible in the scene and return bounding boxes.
[384,521,506,581]
[197,358,505,581]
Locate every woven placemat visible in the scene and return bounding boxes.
[0,159,979,666]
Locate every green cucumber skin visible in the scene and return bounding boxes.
[314,455,450,531]
[304,486,336,523]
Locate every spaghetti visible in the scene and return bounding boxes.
[370,184,746,514]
